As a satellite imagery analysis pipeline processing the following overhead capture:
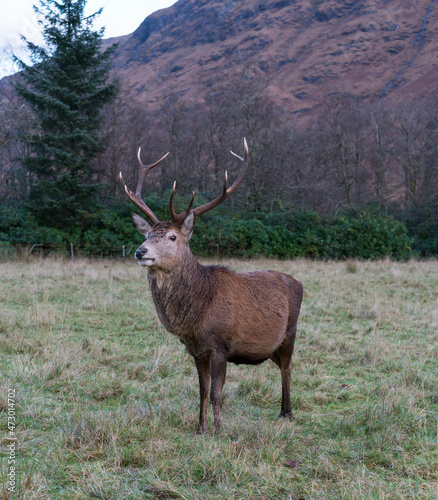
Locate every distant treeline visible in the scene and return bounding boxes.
[1,67,437,258]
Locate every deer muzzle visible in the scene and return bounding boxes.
[135,247,156,266]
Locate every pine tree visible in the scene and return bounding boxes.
[14,0,118,228]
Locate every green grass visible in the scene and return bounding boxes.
[0,257,436,499]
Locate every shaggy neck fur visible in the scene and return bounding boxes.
[147,246,218,338]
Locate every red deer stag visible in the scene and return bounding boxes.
[119,139,303,433]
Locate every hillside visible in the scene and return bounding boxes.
[109,0,438,113]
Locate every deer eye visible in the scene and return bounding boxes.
[169,235,177,241]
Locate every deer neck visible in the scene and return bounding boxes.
[146,248,216,337]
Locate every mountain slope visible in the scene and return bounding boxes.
[110,0,438,112]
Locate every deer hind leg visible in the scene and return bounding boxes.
[195,355,211,434]
[209,353,227,433]
[271,328,296,420]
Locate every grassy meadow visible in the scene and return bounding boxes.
[0,257,436,499]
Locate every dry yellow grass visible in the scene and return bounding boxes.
[0,257,436,499]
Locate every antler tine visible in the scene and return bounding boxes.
[136,148,170,197]
[119,148,170,225]
[169,181,196,226]
[193,138,248,217]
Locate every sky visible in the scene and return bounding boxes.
[0,0,177,78]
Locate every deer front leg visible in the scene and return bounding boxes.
[195,355,210,433]
[210,353,227,433]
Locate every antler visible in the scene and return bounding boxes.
[169,181,196,226]
[121,138,249,227]
[119,148,169,225]
[167,138,248,226]
[192,137,249,217]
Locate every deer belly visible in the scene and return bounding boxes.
[227,354,270,365]
[226,340,279,365]
[227,318,287,363]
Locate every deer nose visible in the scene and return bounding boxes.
[135,248,147,260]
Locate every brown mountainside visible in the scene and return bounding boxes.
[111,0,438,113]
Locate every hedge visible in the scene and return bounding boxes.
[0,202,416,260]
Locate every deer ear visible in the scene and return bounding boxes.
[132,213,153,235]
[181,212,195,241]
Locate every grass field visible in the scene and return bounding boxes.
[0,257,437,499]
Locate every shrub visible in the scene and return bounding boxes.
[0,202,414,260]
[0,205,65,247]
[401,207,438,257]
[265,225,302,259]
[317,212,412,260]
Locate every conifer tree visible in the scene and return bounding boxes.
[14,0,118,227]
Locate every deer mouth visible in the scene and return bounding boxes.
[138,257,156,266]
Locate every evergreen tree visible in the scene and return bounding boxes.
[14,0,118,228]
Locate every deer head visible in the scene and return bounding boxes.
[119,139,248,270]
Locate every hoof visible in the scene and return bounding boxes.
[277,411,293,421]
[196,425,208,434]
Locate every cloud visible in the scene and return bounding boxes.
[1,0,41,47]
[0,0,177,78]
